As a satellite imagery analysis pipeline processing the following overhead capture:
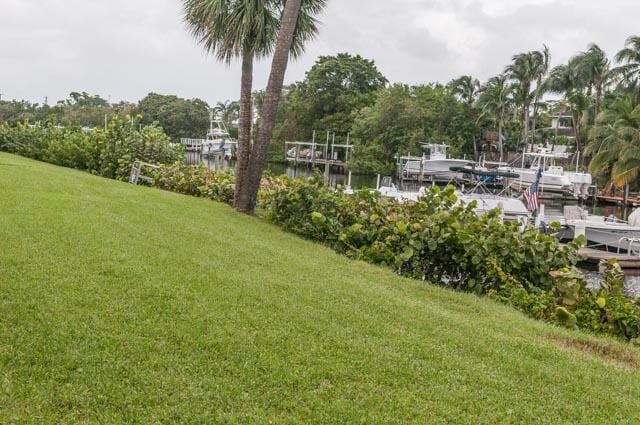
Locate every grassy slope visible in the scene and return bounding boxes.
[1,152,640,424]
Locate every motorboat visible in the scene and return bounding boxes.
[375,177,422,202]
[373,177,529,221]
[203,117,236,159]
[402,144,472,182]
[497,149,592,199]
[456,192,530,221]
[561,206,640,254]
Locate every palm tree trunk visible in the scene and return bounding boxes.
[523,105,530,150]
[498,120,503,163]
[574,116,582,156]
[234,50,254,212]
[238,0,302,213]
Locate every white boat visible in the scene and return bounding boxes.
[374,178,529,221]
[375,178,422,202]
[203,115,236,159]
[497,149,592,198]
[562,206,640,254]
[456,193,530,220]
[402,144,472,181]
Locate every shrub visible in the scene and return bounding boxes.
[0,117,181,180]
[151,162,235,205]
[261,177,582,293]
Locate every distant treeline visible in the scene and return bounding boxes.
[5,36,640,187]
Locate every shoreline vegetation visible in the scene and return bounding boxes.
[2,123,640,344]
[2,152,640,422]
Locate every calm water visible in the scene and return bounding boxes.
[188,152,640,294]
[186,152,377,189]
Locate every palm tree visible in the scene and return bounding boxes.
[477,74,513,161]
[587,95,640,190]
[531,45,551,135]
[213,100,240,128]
[240,0,326,212]
[615,36,640,87]
[183,0,324,213]
[506,48,549,147]
[448,75,480,105]
[577,44,611,115]
[548,57,592,154]
[183,0,279,211]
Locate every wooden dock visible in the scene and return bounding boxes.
[578,246,640,271]
[596,194,640,207]
[284,140,353,170]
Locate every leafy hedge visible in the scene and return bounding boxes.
[0,117,181,180]
[151,162,235,205]
[261,176,583,292]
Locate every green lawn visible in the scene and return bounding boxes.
[1,152,640,424]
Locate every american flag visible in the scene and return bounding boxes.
[523,168,543,212]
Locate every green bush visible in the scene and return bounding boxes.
[151,162,235,205]
[493,260,640,341]
[261,176,582,293]
[0,117,181,180]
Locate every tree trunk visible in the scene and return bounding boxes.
[574,115,582,157]
[523,105,530,150]
[237,0,302,213]
[498,120,503,163]
[234,50,254,212]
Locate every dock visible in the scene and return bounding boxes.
[578,246,640,271]
[596,194,640,207]
[284,140,353,170]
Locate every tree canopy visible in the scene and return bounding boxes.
[136,93,210,142]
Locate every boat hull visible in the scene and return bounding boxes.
[567,220,640,253]
[498,167,575,195]
[404,159,471,181]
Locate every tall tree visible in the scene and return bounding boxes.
[137,93,210,141]
[183,0,324,213]
[477,74,513,161]
[183,0,279,211]
[577,44,611,115]
[272,53,387,143]
[615,35,640,87]
[213,100,240,129]
[531,45,550,135]
[448,75,480,105]
[587,95,640,188]
[548,59,591,154]
[239,0,326,212]
[506,47,549,146]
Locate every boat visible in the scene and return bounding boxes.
[561,206,640,254]
[202,115,236,159]
[456,192,530,221]
[374,177,529,221]
[375,177,422,202]
[497,149,592,199]
[401,144,472,182]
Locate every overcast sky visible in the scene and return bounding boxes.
[1,0,638,105]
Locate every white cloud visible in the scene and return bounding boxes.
[0,0,638,104]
